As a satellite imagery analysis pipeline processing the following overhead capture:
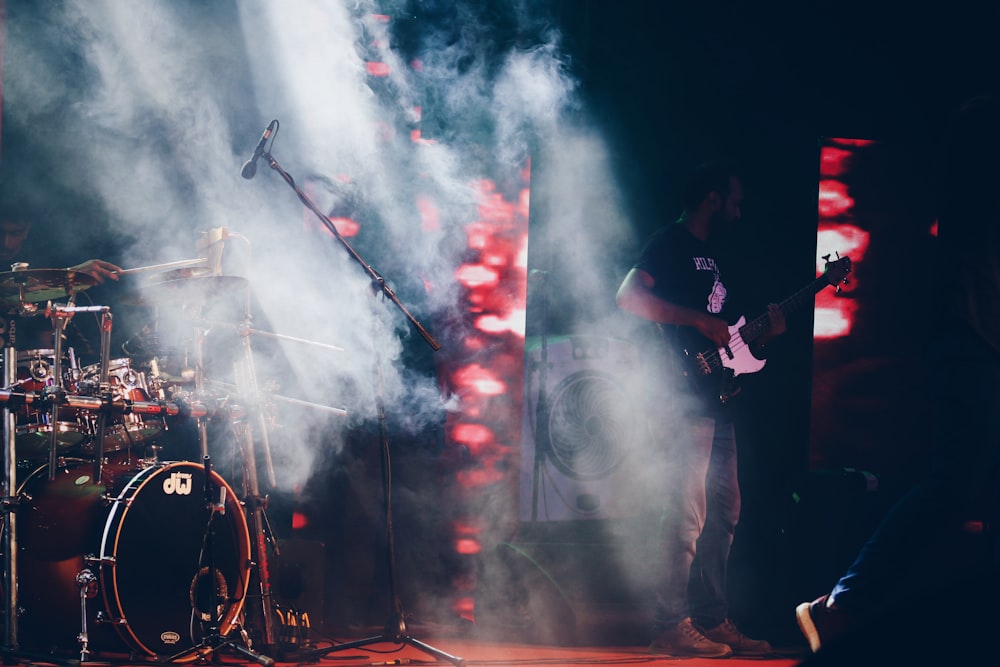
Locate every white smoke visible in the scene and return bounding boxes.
[2,0,639,493]
[0,0,686,642]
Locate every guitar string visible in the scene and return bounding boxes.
[697,262,850,371]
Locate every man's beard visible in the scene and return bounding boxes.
[709,209,735,238]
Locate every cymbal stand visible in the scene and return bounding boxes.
[44,303,113,485]
[193,319,211,460]
[2,345,20,661]
[214,232,279,652]
[92,308,113,484]
[232,340,278,654]
[261,148,463,666]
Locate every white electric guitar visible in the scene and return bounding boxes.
[678,254,852,404]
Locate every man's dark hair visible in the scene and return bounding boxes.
[681,161,742,211]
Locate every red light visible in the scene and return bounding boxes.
[475,310,526,337]
[291,512,309,530]
[451,422,494,445]
[455,538,481,555]
[366,61,391,77]
[818,179,855,219]
[814,301,857,339]
[817,224,869,274]
[327,216,360,238]
[452,596,475,622]
[417,194,440,231]
[455,263,500,288]
[453,364,506,396]
[451,520,482,536]
[820,146,852,178]
[828,138,876,148]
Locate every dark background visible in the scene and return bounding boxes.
[513,0,1000,646]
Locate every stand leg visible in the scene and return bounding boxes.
[297,290,464,667]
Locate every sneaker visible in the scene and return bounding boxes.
[649,617,733,658]
[697,618,773,656]
[795,594,854,653]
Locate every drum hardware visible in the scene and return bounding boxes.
[1,347,19,661]
[75,568,98,661]
[255,147,461,666]
[1,275,259,662]
[77,357,167,456]
[8,348,89,460]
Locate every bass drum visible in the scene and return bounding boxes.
[16,459,251,660]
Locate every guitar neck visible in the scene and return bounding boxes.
[739,274,834,345]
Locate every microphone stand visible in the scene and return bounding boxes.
[259,151,464,667]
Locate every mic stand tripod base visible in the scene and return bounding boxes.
[296,615,465,667]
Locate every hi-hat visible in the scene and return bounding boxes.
[120,275,250,307]
[0,268,98,304]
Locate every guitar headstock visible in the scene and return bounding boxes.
[821,253,852,290]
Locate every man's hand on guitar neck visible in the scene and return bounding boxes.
[752,303,787,354]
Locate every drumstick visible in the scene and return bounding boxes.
[116,258,208,276]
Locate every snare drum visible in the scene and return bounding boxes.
[78,358,165,454]
[16,458,251,660]
[4,348,88,459]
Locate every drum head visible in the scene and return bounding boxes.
[102,461,250,659]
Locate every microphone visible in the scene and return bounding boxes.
[240,119,277,180]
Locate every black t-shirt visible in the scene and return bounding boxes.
[636,222,734,323]
[633,222,739,416]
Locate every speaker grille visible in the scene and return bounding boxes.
[542,369,634,481]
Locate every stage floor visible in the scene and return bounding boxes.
[6,626,812,667]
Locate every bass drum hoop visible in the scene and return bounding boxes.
[98,461,251,660]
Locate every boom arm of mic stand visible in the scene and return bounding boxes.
[262,153,442,352]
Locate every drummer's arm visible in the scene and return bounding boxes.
[68,259,122,283]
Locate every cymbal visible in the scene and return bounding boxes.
[120,275,250,306]
[0,268,98,304]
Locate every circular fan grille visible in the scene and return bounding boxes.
[541,369,634,481]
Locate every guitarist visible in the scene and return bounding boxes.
[616,161,784,658]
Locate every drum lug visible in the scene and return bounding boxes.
[95,610,127,626]
[84,554,116,567]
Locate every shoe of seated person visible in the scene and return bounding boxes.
[696,617,773,656]
[796,594,854,653]
[648,617,733,658]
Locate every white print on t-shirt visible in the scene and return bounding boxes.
[693,256,727,314]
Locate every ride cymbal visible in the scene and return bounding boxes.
[0,268,98,305]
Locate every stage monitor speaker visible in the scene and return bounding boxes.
[519,335,647,522]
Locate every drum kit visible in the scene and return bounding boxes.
[0,233,347,665]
